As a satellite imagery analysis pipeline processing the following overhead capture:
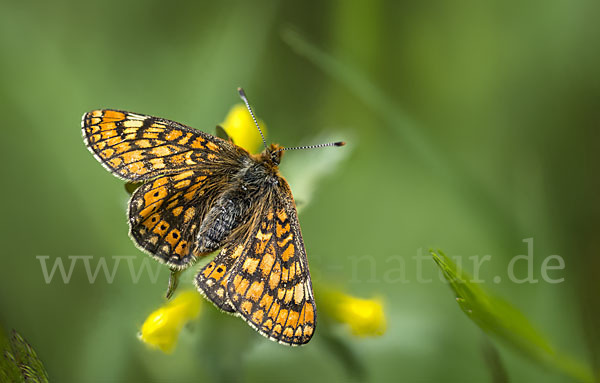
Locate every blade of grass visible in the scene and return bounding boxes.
[281,27,521,239]
[431,249,593,383]
[281,28,438,169]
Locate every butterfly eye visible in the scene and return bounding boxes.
[270,153,280,165]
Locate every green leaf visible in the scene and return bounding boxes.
[430,250,593,383]
[124,181,143,195]
[215,125,231,141]
[1,329,49,383]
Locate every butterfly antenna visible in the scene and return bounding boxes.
[238,87,268,151]
[274,141,346,155]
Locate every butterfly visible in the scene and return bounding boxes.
[81,88,344,345]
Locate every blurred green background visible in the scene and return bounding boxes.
[1,0,599,382]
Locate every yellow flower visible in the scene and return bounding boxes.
[321,288,387,337]
[138,291,202,353]
[221,103,267,153]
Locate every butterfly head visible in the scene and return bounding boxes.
[253,143,284,167]
[266,143,284,166]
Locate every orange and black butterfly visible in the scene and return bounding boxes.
[81,88,344,345]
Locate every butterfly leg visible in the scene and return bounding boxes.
[165,268,182,299]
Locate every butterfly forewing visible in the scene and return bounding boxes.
[83,109,245,268]
[82,109,233,181]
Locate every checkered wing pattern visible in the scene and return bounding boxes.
[194,244,243,313]
[82,109,233,181]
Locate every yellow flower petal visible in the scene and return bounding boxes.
[221,103,267,153]
[138,291,202,353]
[321,288,387,337]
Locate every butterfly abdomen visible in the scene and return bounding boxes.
[193,162,271,255]
[196,196,246,252]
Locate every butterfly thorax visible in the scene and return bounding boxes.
[194,143,286,257]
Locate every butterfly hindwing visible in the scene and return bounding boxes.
[82,109,234,181]
[128,168,230,268]
[225,184,316,345]
[194,244,246,313]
